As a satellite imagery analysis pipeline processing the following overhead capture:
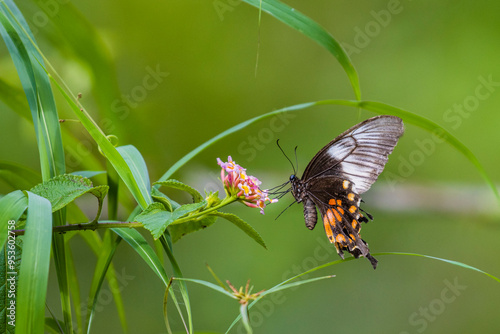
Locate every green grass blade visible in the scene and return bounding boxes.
[16,191,52,333]
[77,231,127,332]
[0,190,27,249]
[116,145,151,202]
[239,303,252,334]
[50,76,151,209]
[160,235,193,333]
[111,228,189,332]
[85,232,122,334]
[173,278,235,299]
[242,0,360,100]
[159,102,314,181]
[161,99,497,201]
[65,241,83,332]
[32,0,124,136]
[375,252,500,283]
[210,212,266,249]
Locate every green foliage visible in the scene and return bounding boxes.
[0,0,499,333]
[154,179,204,203]
[30,174,108,217]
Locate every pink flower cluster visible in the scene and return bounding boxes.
[217,156,278,214]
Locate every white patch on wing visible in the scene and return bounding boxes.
[332,116,404,193]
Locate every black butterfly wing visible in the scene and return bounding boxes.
[305,175,378,269]
[301,115,404,194]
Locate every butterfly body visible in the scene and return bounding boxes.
[288,115,404,269]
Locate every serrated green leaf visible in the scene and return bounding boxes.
[30,174,108,220]
[169,215,217,243]
[133,203,173,240]
[151,187,174,212]
[137,201,207,239]
[154,179,203,203]
[16,191,52,334]
[211,212,266,249]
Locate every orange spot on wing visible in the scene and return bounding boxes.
[323,219,335,243]
[336,199,342,206]
[324,209,336,228]
[348,193,355,201]
[337,207,344,215]
[328,199,336,205]
[349,205,357,213]
[332,209,342,222]
[336,234,346,244]
[343,180,349,189]
[351,220,358,230]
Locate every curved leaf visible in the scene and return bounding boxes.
[211,212,266,249]
[161,99,498,201]
[154,179,203,203]
[242,0,360,100]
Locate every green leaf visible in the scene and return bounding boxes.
[172,278,235,299]
[211,212,266,249]
[154,179,204,203]
[137,201,207,239]
[169,215,217,243]
[133,203,173,240]
[77,231,127,332]
[242,0,360,100]
[30,174,108,221]
[85,232,122,334]
[116,145,151,202]
[0,190,27,249]
[16,191,52,333]
[151,188,174,212]
[161,99,497,202]
[160,234,193,334]
[111,228,190,331]
[71,170,106,178]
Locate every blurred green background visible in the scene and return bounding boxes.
[1,0,500,333]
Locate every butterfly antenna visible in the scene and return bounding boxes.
[274,200,296,220]
[294,145,299,174]
[276,139,296,175]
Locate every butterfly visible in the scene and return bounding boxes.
[274,115,404,269]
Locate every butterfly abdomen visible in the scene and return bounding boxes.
[303,197,317,230]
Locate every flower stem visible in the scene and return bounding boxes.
[12,221,143,236]
[168,195,238,226]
